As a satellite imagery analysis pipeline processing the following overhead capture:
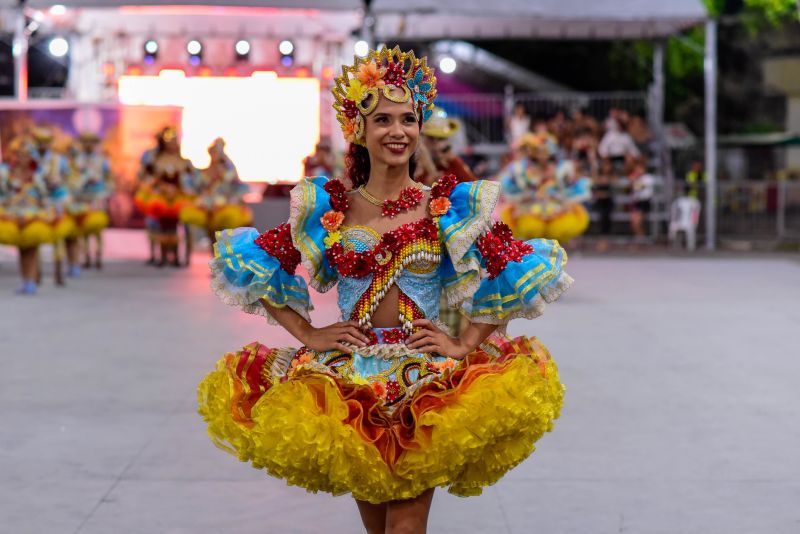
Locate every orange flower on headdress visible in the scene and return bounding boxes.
[357,61,386,88]
[321,210,345,232]
[342,120,357,143]
[429,197,452,217]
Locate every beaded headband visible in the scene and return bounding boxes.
[332,46,437,147]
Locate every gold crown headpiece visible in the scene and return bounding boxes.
[332,46,437,146]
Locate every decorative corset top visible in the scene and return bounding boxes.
[329,218,442,332]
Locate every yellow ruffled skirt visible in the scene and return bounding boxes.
[78,210,110,236]
[180,204,253,232]
[197,335,564,504]
[502,203,589,243]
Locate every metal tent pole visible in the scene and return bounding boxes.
[652,39,667,241]
[704,19,718,250]
[13,5,29,102]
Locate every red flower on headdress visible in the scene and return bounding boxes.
[342,99,359,119]
[384,62,405,86]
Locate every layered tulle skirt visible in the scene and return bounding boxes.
[180,203,253,232]
[197,328,564,504]
[0,208,75,248]
[501,202,589,243]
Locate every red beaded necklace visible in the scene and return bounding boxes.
[357,184,424,218]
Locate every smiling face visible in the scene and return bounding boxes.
[363,86,420,169]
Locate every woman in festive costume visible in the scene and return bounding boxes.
[139,127,198,267]
[66,132,112,273]
[198,47,571,533]
[500,133,590,244]
[30,127,73,286]
[0,138,54,295]
[181,138,251,248]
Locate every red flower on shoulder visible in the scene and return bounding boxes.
[324,179,350,212]
[431,174,458,199]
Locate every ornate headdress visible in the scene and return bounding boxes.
[332,46,437,146]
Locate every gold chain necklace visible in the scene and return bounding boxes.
[357,182,422,207]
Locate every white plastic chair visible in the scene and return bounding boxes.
[669,196,701,251]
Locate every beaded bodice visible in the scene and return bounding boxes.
[333,218,443,334]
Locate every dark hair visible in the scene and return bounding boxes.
[344,143,417,189]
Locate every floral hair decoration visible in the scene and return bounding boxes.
[333,46,438,146]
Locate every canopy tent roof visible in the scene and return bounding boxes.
[1,0,708,39]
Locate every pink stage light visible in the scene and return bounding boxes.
[118,70,320,184]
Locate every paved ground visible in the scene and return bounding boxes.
[1,230,799,534]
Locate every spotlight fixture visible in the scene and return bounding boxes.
[354,40,369,58]
[278,40,294,56]
[48,36,69,58]
[235,39,250,60]
[144,39,158,63]
[278,40,294,67]
[187,39,203,65]
[439,57,457,74]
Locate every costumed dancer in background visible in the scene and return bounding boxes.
[415,106,477,336]
[0,138,54,295]
[197,46,571,533]
[303,137,337,178]
[500,133,590,244]
[141,127,197,267]
[415,106,477,186]
[30,127,73,286]
[135,134,160,265]
[66,132,112,274]
[180,138,251,249]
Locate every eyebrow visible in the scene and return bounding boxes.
[373,112,416,118]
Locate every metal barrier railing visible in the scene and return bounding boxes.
[714,181,800,239]
[436,91,648,145]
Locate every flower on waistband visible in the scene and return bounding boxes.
[370,381,387,399]
[289,352,313,371]
[385,380,401,402]
[321,210,345,232]
[429,197,451,217]
[382,328,405,344]
[429,358,457,373]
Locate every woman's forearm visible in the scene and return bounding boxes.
[458,321,498,353]
[261,300,313,344]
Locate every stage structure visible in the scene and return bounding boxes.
[0,3,363,184]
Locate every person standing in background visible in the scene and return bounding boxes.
[507,101,531,147]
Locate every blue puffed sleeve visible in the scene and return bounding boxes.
[209,227,312,324]
[288,176,338,292]
[464,238,572,324]
[438,179,572,326]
